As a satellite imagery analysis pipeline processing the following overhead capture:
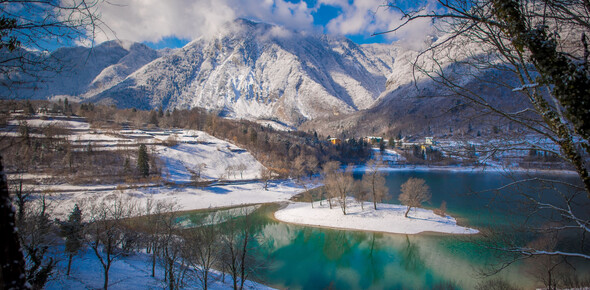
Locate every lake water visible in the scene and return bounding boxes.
[185,170,589,289]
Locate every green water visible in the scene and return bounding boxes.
[186,171,589,289]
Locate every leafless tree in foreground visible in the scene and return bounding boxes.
[362,160,390,210]
[1,1,104,286]
[379,0,590,266]
[321,161,341,209]
[155,201,185,290]
[182,211,221,290]
[86,193,137,290]
[398,177,431,218]
[219,207,260,290]
[324,164,356,215]
[292,154,317,208]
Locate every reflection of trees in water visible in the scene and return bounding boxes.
[322,230,353,262]
[363,232,387,285]
[401,235,425,274]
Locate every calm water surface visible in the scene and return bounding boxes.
[186,170,589,289]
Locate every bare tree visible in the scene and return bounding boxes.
[17,189,59,288]
[292,155,314,207]
[154,201,185,290]
[362,160,390,210]
[86,193,137,290]
[321,161,341,209]
[353,179,368,210]
[259,167,273,191]
[236,163,247,180]
[1,0,106,97]
[324,164,355,215]
[399,178,431,218]
[142,198,167,278]
[433,200,447,217]
[379,0,590,264]
[182,211,220,290]
[225,165,235,180]
[219,207,260,290]
[0,2,103,287]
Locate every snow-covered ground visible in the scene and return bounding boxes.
[6,116,267,183]
[46,245,274,290]
[158,131,264,183]
[42,180,303,220]
[274,199,478,235]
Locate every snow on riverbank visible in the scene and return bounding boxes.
[274,200,478,235]
[42,180,303,220]
[46,245,274,290]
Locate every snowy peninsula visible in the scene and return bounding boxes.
[274,200,479,235]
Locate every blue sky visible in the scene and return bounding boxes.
[93,0,434,49]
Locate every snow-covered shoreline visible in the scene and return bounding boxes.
[352,164,577,176]
[274,200,479,235]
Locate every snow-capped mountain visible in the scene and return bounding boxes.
[89,19,394,125]
[4,18,495,130]
[0,40,161,101]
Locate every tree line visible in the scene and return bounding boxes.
[297,159,441,218]
[9,183,265,290]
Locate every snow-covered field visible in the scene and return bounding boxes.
[7,116,267,183]
[42,180,303,220]
[158,131,264,183]
[274,199,479,235]
[46,246,274,290]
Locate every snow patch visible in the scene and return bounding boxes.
[274,199,478,235]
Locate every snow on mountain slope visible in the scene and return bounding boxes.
[0,40,159,100]
[158,130,264,183]
[83,41,159,97]
[91,19,393,125]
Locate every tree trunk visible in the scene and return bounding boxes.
[103,264,110,290]
[404,206,411,218]
[168,259,174,290]
[0,155,28,289]
[151,246,157,277]
[67,254,73,276]
[239,233,249,290]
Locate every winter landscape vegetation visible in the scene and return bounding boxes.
[1,0,590,289]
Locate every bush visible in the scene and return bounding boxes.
[433,201,447,217]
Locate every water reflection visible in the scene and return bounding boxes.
[401,235,425,274]
[255,210,537,289]
[181,171,587,289]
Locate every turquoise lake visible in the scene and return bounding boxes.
[185,170,590,289]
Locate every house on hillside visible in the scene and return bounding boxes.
[425,137,435,145]
[364,136,383,144]
[328,138,341,145]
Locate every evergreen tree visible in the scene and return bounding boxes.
[61,204,83,276]
[137,144,149,177]
[25,100,35,115]
[149,110,159,127]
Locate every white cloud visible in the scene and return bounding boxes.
[89,0,435,47]
[320,0,437,49]
[93,0,315,44]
